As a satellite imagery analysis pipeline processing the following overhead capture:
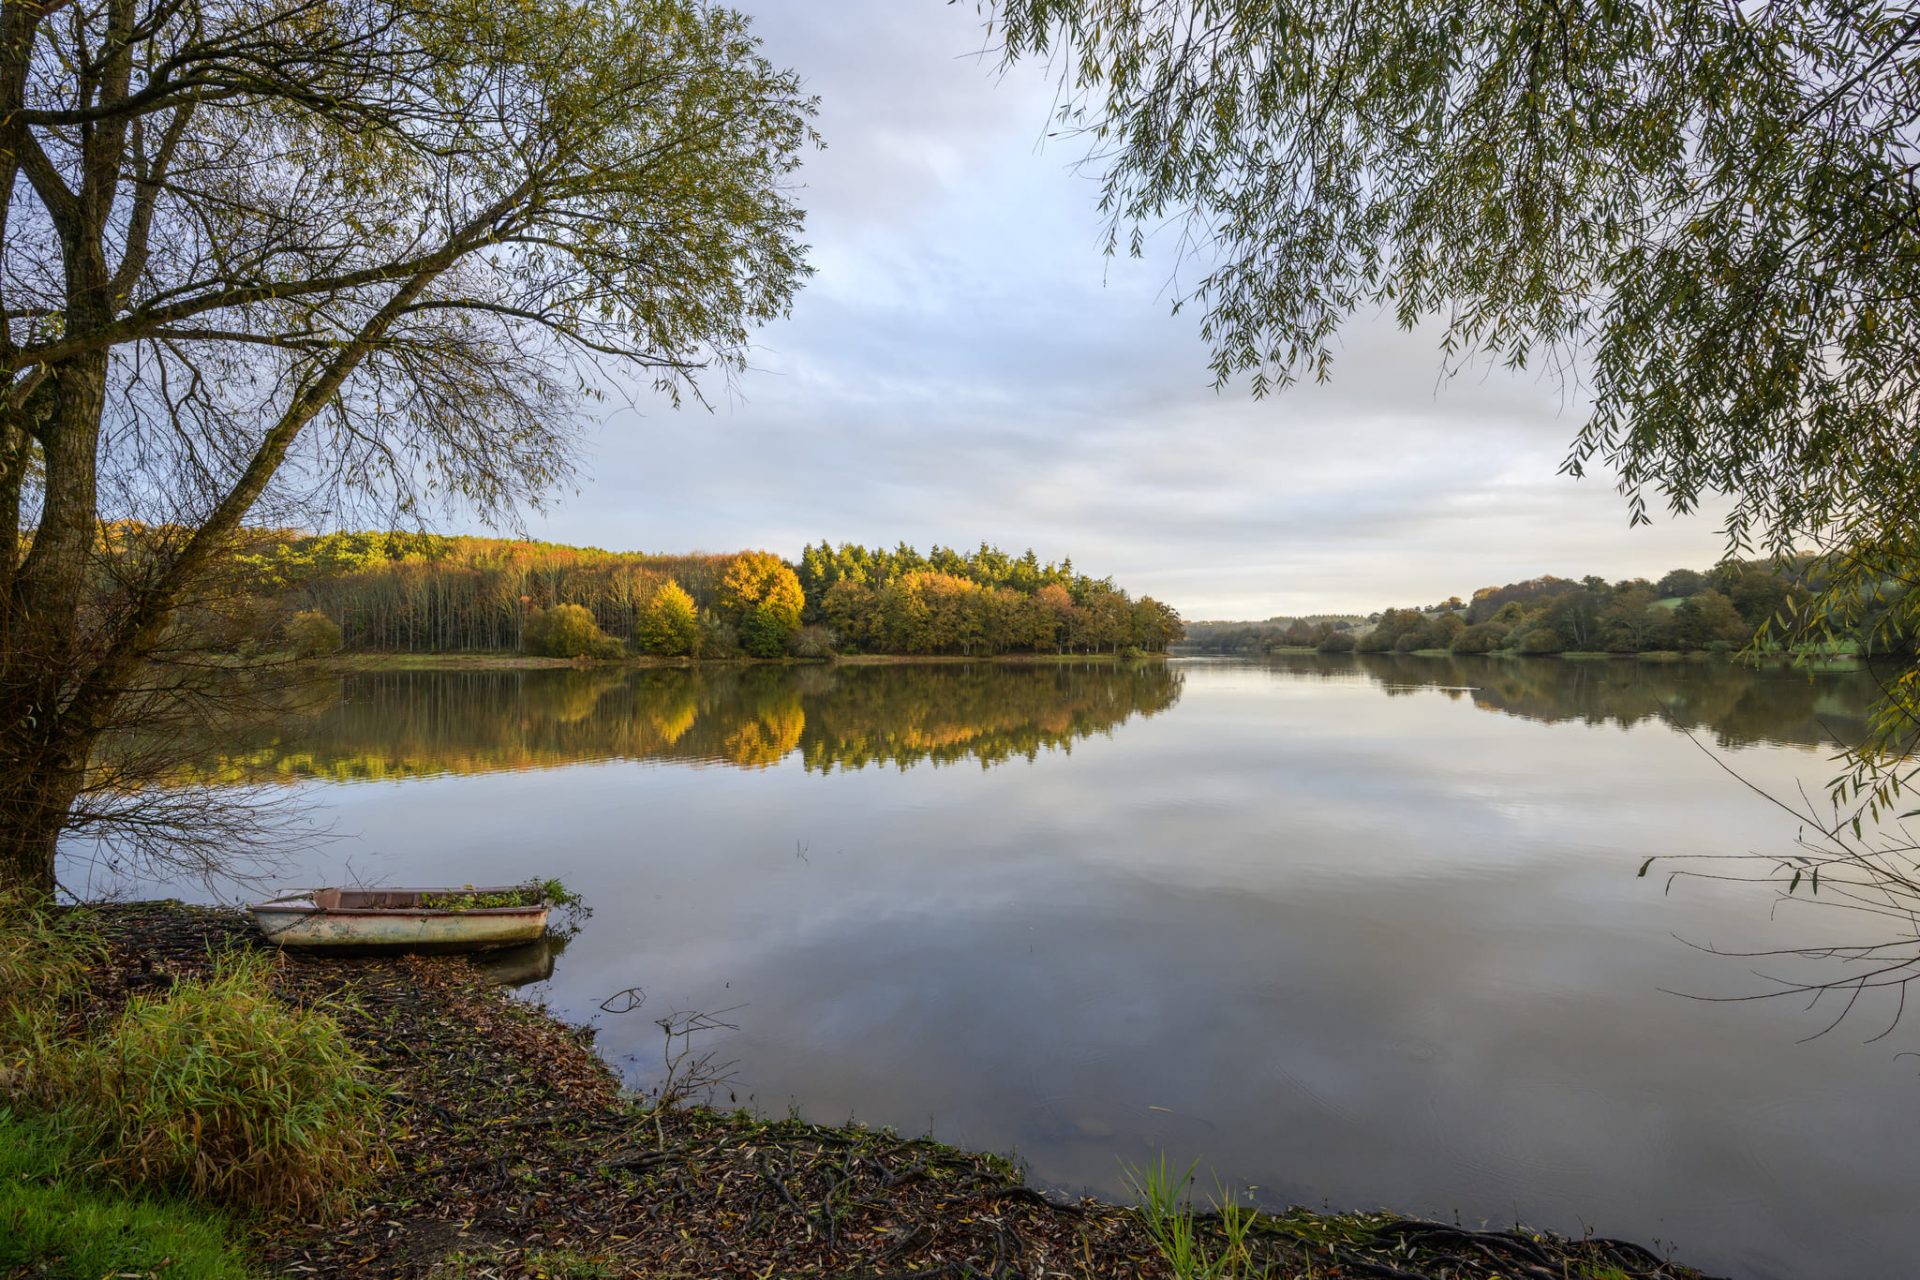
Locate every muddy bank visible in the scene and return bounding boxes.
[79,903,1719,1280]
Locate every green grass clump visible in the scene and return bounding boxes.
[67,948,384,1216]
[1123,1155,1271,1280]
[0,1109,254,1279]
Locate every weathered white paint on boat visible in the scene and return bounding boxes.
[249,886,549,952]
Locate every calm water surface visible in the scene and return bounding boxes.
[99,656,1920,1279]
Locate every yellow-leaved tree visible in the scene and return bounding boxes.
[718,553,805,658]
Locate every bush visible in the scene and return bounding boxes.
[1315,630,1356,653]
[67,949,382,1216]
[283,609,342,658]
[522,603,623,659]
[786,624,838,659]
[1515,626,1567,655]
[0,1110,252,1280]
[1450,622,1508,655]
[697,615,740,658]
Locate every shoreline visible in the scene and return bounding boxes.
[1176,645,1865,667]
[325,650,1170,673]
[46,902,1719,1280]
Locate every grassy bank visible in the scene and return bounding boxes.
[7,903,1723,1280]
[0,1110,255,1280]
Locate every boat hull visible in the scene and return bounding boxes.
[249,887,550,953]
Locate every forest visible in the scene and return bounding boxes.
[239,531,1183,661]
[1181,559,1916,659]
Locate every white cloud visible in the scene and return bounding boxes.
[530,0,1732,618]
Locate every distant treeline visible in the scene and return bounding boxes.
[239,531,1182,660]
[1182,560,1915,658]
[796,541,1182,656]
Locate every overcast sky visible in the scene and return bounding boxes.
[524,0,1730,620]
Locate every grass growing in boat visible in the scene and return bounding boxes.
[0,1108,256,1280]
[420,877,592,935]
[65,948,385,1216]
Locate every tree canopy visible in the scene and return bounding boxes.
[0,0,817,892]
[989,0,1919,805]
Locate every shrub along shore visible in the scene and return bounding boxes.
[3,899,1724,1280]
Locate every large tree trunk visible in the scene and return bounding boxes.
[0,355,110,897]
[0,732,88,899]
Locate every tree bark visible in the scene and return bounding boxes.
[0,729,84,899]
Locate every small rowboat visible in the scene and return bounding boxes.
[248,886,550,953]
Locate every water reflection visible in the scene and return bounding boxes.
[107,655,1916,1280]
[1255,652,1877,749]
[470,933,568,988]
[189,654,1880,787]
[193,660,1185,783]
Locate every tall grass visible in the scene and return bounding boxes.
[0,1108,254,1280]
[0,893,384,1219]
[1123,1155,1272,1280]
[0,891,97,1104]
[66,948,384,1216]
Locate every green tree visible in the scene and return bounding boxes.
[992,1,1919,802]
[1657,570,1710,601]
[1515,627,1567,656]
[1675,590,1750,652]
[1449,623,1507,655]
[0,0,815,894]
[738,602,795,659]
[1598,584,1665,653]
[638,581,702,658]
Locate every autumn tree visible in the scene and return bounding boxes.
[715,551,802,659]
[284,611,343,660]
[0,0,815,894]
[638,581,701,658]
[521,604,622,660]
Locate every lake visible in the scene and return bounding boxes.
[89,655,1918,1279]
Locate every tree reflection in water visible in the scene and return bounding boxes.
[1257,651,1880,751]
[181,661,1188,783]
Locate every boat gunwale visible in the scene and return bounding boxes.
[249,887,552,919]
[249,903,549,918]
